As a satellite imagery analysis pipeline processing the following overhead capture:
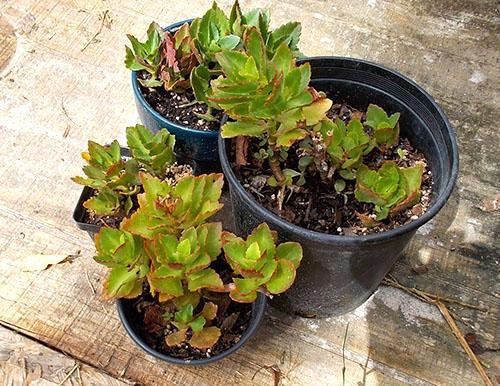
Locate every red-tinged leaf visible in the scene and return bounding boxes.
[266,259,296,294]
[166,328,188,347]
[189,327,221,349]
[201,302,218,321]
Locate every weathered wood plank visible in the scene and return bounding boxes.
[0,0,498,385]
[0,325,132,386]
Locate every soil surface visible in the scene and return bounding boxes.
[138,71,222,132]
[231,103,433,236]
[130,260,254,361]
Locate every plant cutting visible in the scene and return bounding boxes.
[127,0,303,162]
[216,31,458,316]
[92,171,302,363]
[72,124,190,234]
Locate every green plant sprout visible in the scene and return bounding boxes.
[355,161,424,221]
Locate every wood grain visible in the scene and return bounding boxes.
[0,0,498,385]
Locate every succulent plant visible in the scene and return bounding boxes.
[72,125,179,217]
[126,124,176,176]
[213,27,331,184]
[190,2,241,65]
[310,117,375,183]
[229,1,302,58]
[365,104,400,150]
[159,23,199,92]
[94,228,149,299]
[164,301,221,349]
[146,222,224,301]
[121,172,224,239]
[355,161,424,221]
[71,140,140,216]
[125,22,163,87]
[222,223,302,302]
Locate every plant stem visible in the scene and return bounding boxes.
[234,136,248,168]
[269,149,285,184]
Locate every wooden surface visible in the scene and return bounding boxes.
[0,0,498,385]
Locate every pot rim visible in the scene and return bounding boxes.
[218,56,459,244]
[116,292,267,365]
[130,19,219,139]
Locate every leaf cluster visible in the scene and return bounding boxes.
[71,124,176,217]
[355,161,424,220]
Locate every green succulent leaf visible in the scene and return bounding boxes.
[355,161,424,220]
[126,124,175,175]
[365,104,400,149]
[83,188,121,216]
[224,223,301,302]
[125,22,162,80]
[187,268,224,291]
[275,242,303,268]
[266,259,296,294]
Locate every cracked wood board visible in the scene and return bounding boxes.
[0,0,498,385]
[0,325,132,386]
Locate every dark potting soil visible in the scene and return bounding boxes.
[231,103,434,236]
[138,72,222,132]
[130,260,254,360]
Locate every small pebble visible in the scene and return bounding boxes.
[410,215,419,220]
[336,227,342,232]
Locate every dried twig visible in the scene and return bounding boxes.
[76,365,83,386]
[436,301,493,386]
[342,322,349,386]
[81,10,112,52]
[61,99,78,128]
[85,269,96,295]
[383,276,492,386]
[251,362,283,386]
[57,363,79,385]
[383,275,487,311]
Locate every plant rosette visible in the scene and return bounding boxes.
[84,162,302,363]
[217,54,458,317]
[72,124,193,238]
[127,0,303,163]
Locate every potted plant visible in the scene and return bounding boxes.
[91,170,303,364]
[72,124,192,237]
[215,31,459,317]
[126,0,302,167]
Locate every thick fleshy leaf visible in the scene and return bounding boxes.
[221,120,268,138]
[83,188,120,216]
[266,259,296,294]
[275,242,302,268]
[104,266,141,298]
[187,268,224,291]
[165,328,188,347]
[148,276,184,297]
[201,302,218,321]
[189,327,221,349]
[189,315,206,332]
[229,288,258,303]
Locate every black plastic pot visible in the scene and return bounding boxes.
[218,57,459,318]
[116,293,267,365]
[131,19,220,170]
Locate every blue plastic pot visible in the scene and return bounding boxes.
[131,19,219,165]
